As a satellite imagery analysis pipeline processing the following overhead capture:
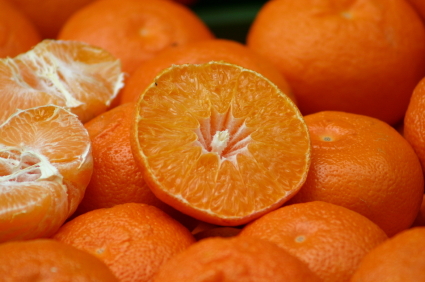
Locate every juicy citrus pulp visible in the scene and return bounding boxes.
[131,61,311,226]
[0,104,93,242]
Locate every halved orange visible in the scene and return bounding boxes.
[130,62,311,226]
[0,39,124,124]
[0,104,93,242]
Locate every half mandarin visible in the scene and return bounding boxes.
[130,62,311,226]
[0,105,93,243]
[0,39,124,124]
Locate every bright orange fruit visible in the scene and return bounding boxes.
[130,61,311,226]
[53,203,196,282]
[239,201,388,282]
[289,111,424,237]
[351,227,425,282]
[0,39,124,124]
[0,0,41,58]
[0,239,119,282]
[152,236,322,282]
[0,105,93,243]
[58,0,215,75]
[247,0,425,125]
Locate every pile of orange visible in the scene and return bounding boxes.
[1,0,425,281]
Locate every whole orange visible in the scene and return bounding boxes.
[58,0,214,75]
[0,0,41,58]
[239,201,388,282]
[75,102,198,230]
[288,111,424,237]
[6,0,96,39]
[53,203,196,282]
[153,236,322,282]
[0,239,118,281]
[351,227,425,282]
[247,0,425,125]
[119,38,294,104]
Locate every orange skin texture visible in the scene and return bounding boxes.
[239,201,388,282]
[247,0,425,125]
[119,38,295,104]
[404,77,425,175]
[6,0,96,39]
[58,0,214,75]
[53,203,196,282]
[152,237,323,282]
[0,239,119,282]
[76,103,198,230]
[351,227,425,282]
[0,0,41,58]
[289,111,424,237]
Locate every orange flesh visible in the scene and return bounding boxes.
[0,105,92,242]
[133,62,310,225]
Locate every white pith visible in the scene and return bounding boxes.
[193,108,253,165]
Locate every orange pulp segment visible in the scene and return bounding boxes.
[131,62,311,226]
[0,105,93,242]
[0,39,124,124]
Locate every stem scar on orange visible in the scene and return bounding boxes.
[130,61,311,226]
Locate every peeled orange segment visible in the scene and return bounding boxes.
[0,39,124,124]
[131,62,311,226]
[0,105,93,242]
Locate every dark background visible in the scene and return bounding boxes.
[190,0,268,43]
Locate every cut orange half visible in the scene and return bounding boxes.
[0,39,124,124]
[0,105,93,242]
[131,62,311,226]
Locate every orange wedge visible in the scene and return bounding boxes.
[130,62,311,226]
[0,104,93,242]
[0,39,124,124]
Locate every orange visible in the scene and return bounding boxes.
[152,236,322,282]
[53,203,196,282]
[119,38,294,105]
[75,102,198,230]
[0,0,41,58]
[58,0,215,75]
[288,111,424,237]
[6,0,96,39]
[247,0,425,125]
[239,201,388,282]
[351,227,425,282]
[404,77,425,172]
[0,105,93,243]
[130,61,311,226]
[0,239,118,282]
[0,39,124,124]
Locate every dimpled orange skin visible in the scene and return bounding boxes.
[247,0,425,125]
[152,236,323,282]
[351,227,425,282]
[407,0,425,20]
[53,203,196,282]
[239,201,389,282]
[58,0,215,75]
[0,239,119,282]
[289,111,424,237]
[119,38,294,105]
